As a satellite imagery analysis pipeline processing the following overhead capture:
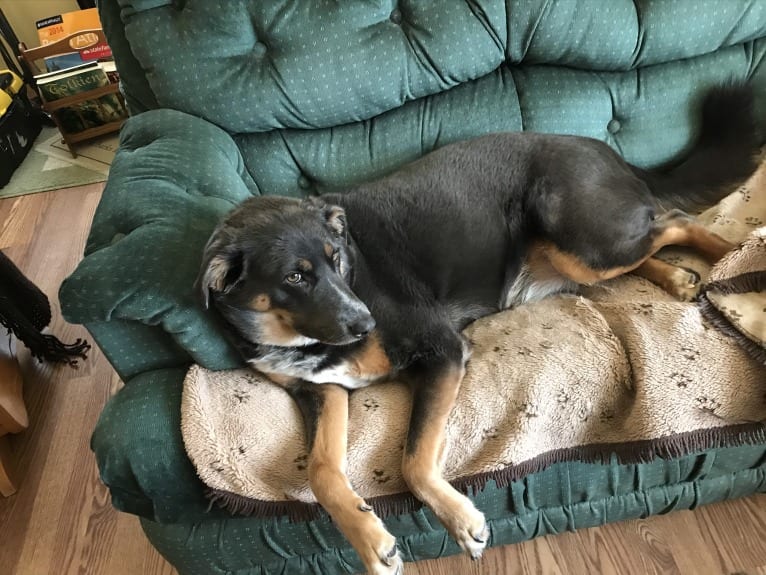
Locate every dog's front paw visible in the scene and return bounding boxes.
[362,535,402,575]
[348,511,402,575]
[442,500,489,560]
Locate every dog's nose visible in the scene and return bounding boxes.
[347,315,376,339]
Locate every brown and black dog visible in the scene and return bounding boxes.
[197,86,758,574]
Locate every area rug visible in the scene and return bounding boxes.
[181,160,766,519]
[0,126,118,199]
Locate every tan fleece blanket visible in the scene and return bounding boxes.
[181,160,766,518]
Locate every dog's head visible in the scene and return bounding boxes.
[196,196,374,347]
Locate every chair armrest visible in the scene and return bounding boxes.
[60,109,254,374]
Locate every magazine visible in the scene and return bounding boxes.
[36,8,112,72]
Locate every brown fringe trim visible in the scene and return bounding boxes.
[204,421,766,522]
[697,270,766,366]
[704,270,766,296]
[698,295,766,365]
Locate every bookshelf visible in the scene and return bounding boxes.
[18,28,126,158]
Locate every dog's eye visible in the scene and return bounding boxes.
[285,272,303,285]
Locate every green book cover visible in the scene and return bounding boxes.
[36,64,124,133]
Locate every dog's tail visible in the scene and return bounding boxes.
[631,84,760,213]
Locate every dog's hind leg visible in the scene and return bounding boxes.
[633,257,702,301]
[291,382,402,575]
[650,209,734,263]
[401,334,489,560]
[539,211,734,300]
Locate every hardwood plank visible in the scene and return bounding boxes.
[0,183,764,575]
[0,184,170,575]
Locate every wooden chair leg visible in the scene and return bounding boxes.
[0,434,18,496]
[0,349,27,496]
[0,354,28,434]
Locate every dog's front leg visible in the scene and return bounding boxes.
[290,382,402,575]
[401,353,489,559]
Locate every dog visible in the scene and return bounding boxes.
[196,86,758,575]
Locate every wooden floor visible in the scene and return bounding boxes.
[0,183,764,575]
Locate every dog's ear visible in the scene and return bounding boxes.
[195,231,246,309]
[302,197,348,240]
[323,205,347,239]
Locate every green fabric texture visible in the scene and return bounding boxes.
[110,0,766,132]
[236,47,766,198]
[60,109,254,373]
[140,462,766,575]
[57,1,766,573]
[97,0,159,114]
[141,464,765,575]
[96,367,766,575]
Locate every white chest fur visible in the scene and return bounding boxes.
[248,357,382,390]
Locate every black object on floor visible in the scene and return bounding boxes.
[0,250,89,366]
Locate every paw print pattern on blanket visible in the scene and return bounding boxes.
[372,469,391,484]
[695,396,721,415]
[680,346,700,361]
[233,388,251,403]
[363,397,380,411]
[669,372,693,388]
[293,454,308,471]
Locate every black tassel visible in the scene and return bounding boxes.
[0,250,89,366]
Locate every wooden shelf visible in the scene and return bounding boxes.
[18,29,128,158]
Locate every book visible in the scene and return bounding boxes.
[35,63,124,134]
[98,61,120,85]
[36,8,111,72]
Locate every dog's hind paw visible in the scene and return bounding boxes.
[669,267,702,302]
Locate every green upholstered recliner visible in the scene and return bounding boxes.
[59,1,766,573]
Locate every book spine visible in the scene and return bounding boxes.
[38,69,124,133]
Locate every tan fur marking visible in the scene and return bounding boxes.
[324,243,334,258]
[325,206,346,236]
[401,366,487,556]
[666,222,734,262]
[526,243,568,280]
[541,242,641,284]
[540,215,734,286]
[206,255,231,292]
[348,332,393,381]
[260,371,296,387]
[297,259,313,272]
[308,384,398,572]
[257,309,304,346]
[633,257,683,291]
[402,367,464,489]
[250,294,271,312]
[633,258,700,301]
